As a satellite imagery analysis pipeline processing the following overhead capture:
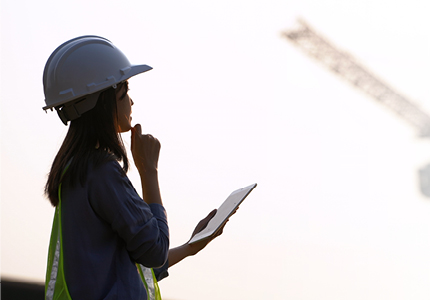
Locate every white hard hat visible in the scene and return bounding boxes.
[42,35,152,124]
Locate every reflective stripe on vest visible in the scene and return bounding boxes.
[137,264,162,300]
[45,174,162,300]
[45,230,61,299]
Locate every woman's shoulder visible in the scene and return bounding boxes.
[88,153,126,177]
[90,155,123,176]
[86,159,133,194]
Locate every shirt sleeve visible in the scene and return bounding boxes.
[87,160,169,268]
[153,258,169,281]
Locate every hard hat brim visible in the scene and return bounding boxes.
[43,64,152,111]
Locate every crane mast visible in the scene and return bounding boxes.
[282,19,430,137]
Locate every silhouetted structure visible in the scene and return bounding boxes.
[1,278,44,300]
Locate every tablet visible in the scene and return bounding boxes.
[188,183,257,244]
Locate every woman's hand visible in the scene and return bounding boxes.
[131,124,162,205]
[168,208,237,268]
[131,124,160,174]
[187,209,224,255]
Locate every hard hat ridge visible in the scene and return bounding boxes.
[42,35,152,124]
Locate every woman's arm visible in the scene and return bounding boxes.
[131,124,163,206]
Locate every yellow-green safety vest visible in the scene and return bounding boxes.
[45,178,162,300]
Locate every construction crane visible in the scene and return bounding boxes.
[282,19,430,197]
[282,19,430,138]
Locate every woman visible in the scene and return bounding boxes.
[43,36,223,300]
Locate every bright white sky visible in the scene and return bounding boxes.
[1,0,430,299]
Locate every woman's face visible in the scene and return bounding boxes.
[116,83,134,133]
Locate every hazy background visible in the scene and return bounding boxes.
[1,0,429,299]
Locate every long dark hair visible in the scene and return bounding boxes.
[45,81,129,207]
